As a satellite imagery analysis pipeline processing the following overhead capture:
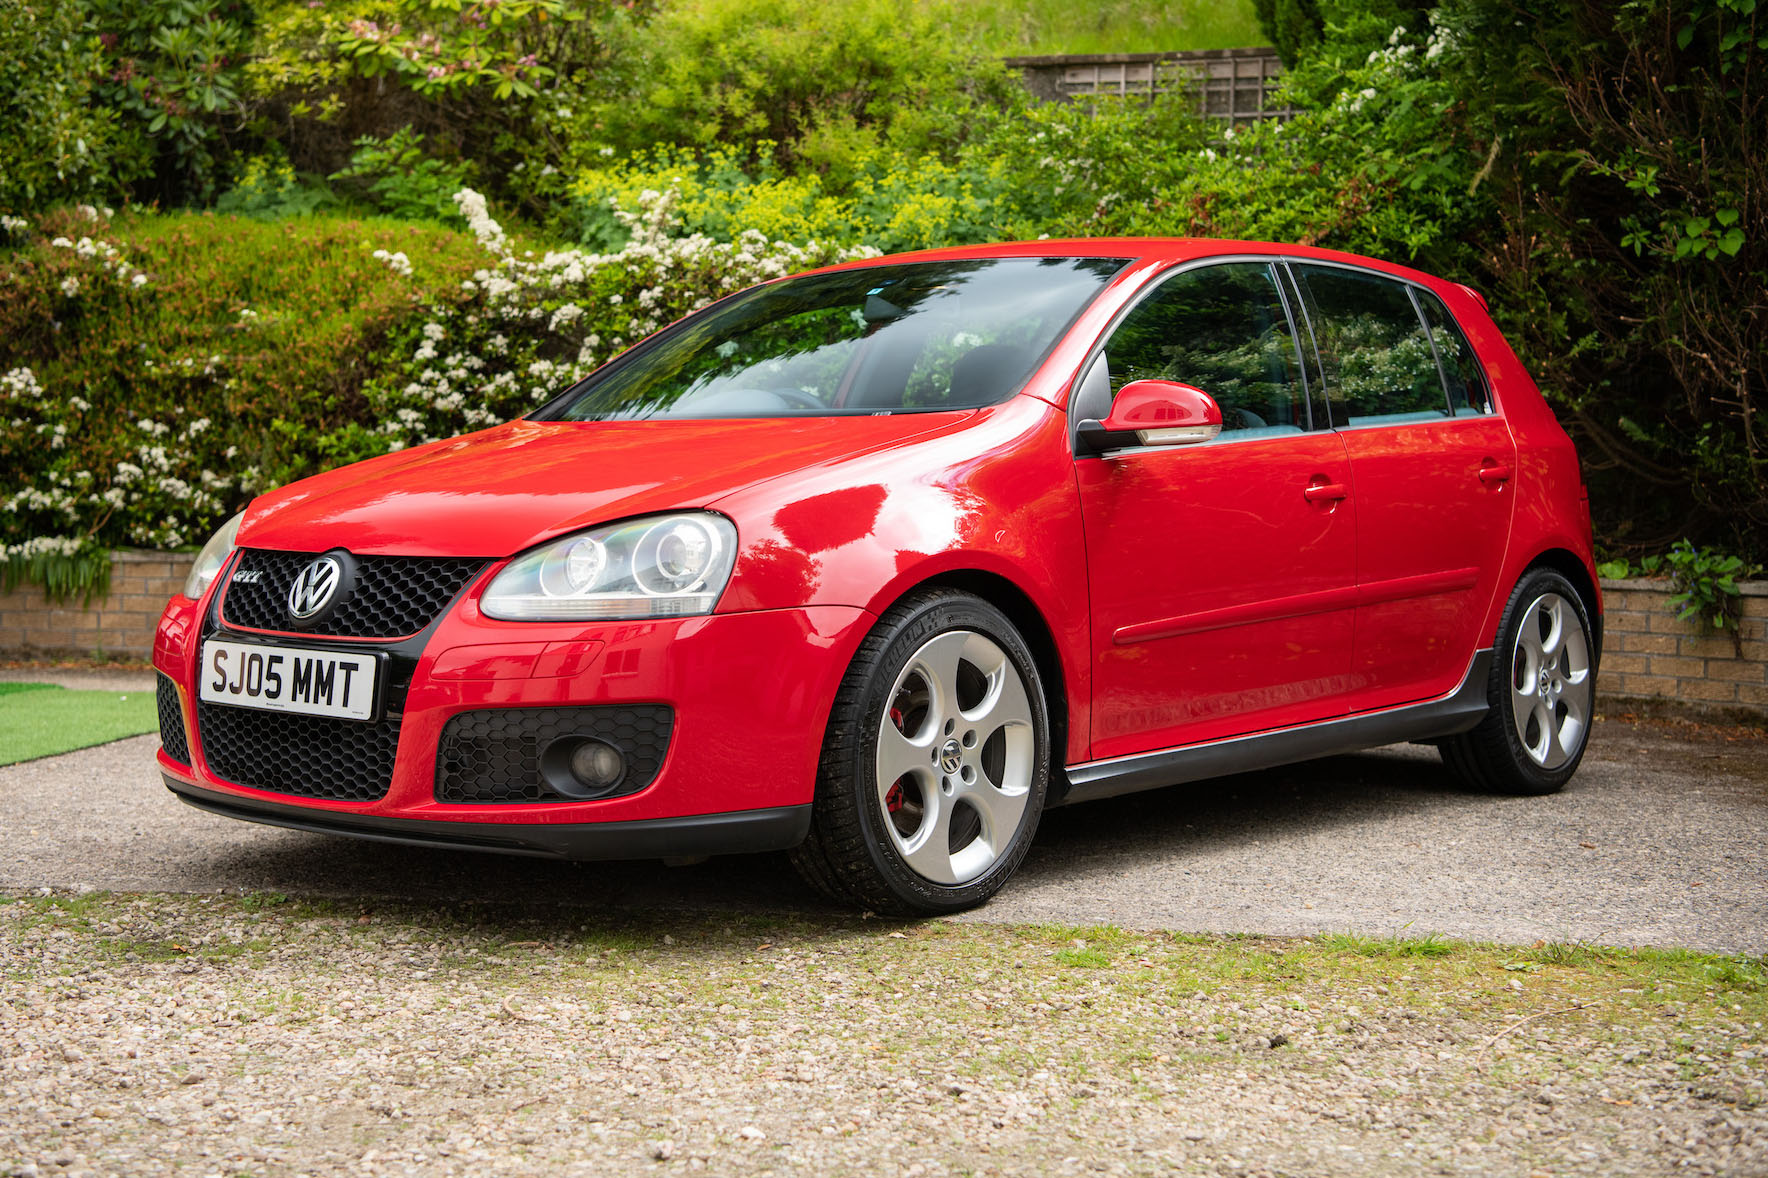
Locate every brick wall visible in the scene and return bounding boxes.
[0,550,185,661]
[1598,577,1768,717]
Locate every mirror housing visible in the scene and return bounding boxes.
[1077,380,1223,452]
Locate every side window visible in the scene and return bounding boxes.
[1100,262,1307,436]
[1413,288,1493,414]
[1293,264,1450,426]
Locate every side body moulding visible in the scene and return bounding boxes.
[1056,650,1493,806]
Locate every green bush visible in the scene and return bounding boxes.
[0,1,124,213]
[575,0,1019,173]
[244,0,629,213]
[329,129,473,223]
[84,0,257,206]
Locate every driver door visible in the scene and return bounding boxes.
[1076,261,1359,760]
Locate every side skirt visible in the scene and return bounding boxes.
[1056,650,1492,807]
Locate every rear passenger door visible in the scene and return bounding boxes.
[1289,263,1517,712]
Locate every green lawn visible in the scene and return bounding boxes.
[0,682,158,765]
[935,0,1265,56]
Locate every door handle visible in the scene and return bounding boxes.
[1303,482,1349,503]
[1478,464,1512,485]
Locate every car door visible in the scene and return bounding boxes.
[1288,263,1518,712]
[1075,260,1358,761]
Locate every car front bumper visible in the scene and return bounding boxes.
[153,589,872,860]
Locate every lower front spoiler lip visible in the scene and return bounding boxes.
[164,775,811,862]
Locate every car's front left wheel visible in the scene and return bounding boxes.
[791,588,1050,914]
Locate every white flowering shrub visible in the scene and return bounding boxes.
[345,187,877,454]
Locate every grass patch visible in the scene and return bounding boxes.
[1319,929,1456,958]
[937,0,1264,56]
[0,682,157,764]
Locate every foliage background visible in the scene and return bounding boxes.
[1,0,1762,574]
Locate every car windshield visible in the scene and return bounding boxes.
[539,257,1129,421]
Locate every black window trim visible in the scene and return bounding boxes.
[1406,283,1457,420]
[1067,254,1322,457]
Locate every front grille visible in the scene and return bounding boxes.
[157,675,190,765]
[436,706,673,803]
[222,549,486,639]
[196,701,400,802]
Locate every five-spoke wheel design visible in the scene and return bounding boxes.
[875,629,1035,886]
[1508,591,1592,770]
[1440,567,1597,795]
[791,589,1050,914]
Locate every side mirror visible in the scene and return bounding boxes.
[1077,380,1223,453]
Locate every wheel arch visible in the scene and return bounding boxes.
[1523,547,1603,664]
[908,568,1072,782]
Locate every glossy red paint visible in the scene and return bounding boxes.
[1077,431,1357,757]
[1339,412,1517,711]
[153,236,1598,859]
[158,585,872,822]
[1100,380,1223,433]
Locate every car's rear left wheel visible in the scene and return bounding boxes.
[1440,567,1596,795]
[791,588,1050,914]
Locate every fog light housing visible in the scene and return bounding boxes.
[540,736,628,799]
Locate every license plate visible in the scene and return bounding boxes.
[199,640,379,721]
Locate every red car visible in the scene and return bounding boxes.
[154,240,1600,914]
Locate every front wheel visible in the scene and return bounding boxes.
[1440,567,1596,795]
[791,589,1050,914]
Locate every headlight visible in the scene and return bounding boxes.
[481,512,738,621]
[181,511,245,600]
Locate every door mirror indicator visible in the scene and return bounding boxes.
[1078,380,1224,452]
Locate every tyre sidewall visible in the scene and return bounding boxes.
[840,594,1051,913]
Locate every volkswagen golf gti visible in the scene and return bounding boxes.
[154,239,1601,914]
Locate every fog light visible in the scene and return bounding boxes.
[569,740,625,791]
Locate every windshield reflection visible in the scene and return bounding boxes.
[540,257,1127,422]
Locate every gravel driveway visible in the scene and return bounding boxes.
[1,709,1763,952]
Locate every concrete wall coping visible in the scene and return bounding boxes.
[111,548,190,565]
[1602,576,1768,597]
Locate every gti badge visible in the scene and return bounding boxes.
[288,556,343,621]
[231,569,262,584]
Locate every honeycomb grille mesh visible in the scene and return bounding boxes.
[436,706,673,804]
[196,701,400,802]
[221,549,486,639]
[157,675,190,765]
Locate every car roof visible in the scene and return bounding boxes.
[804,237,1452,294]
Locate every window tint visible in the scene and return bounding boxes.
[1414,288,1493,414]
[1100,262,1307,437]
[1293,264,1450,426]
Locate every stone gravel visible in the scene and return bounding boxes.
[2,895,1764,1177]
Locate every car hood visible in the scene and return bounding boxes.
[239,415,968,557]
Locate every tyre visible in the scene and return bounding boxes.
[791,588,1050,914]
[1440,567,1596,795]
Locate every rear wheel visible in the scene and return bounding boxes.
[1440,567,1595,795]
[791,588,1049,914]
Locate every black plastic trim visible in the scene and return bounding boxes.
[164,775,811,861]
[1056,649,1493,806]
